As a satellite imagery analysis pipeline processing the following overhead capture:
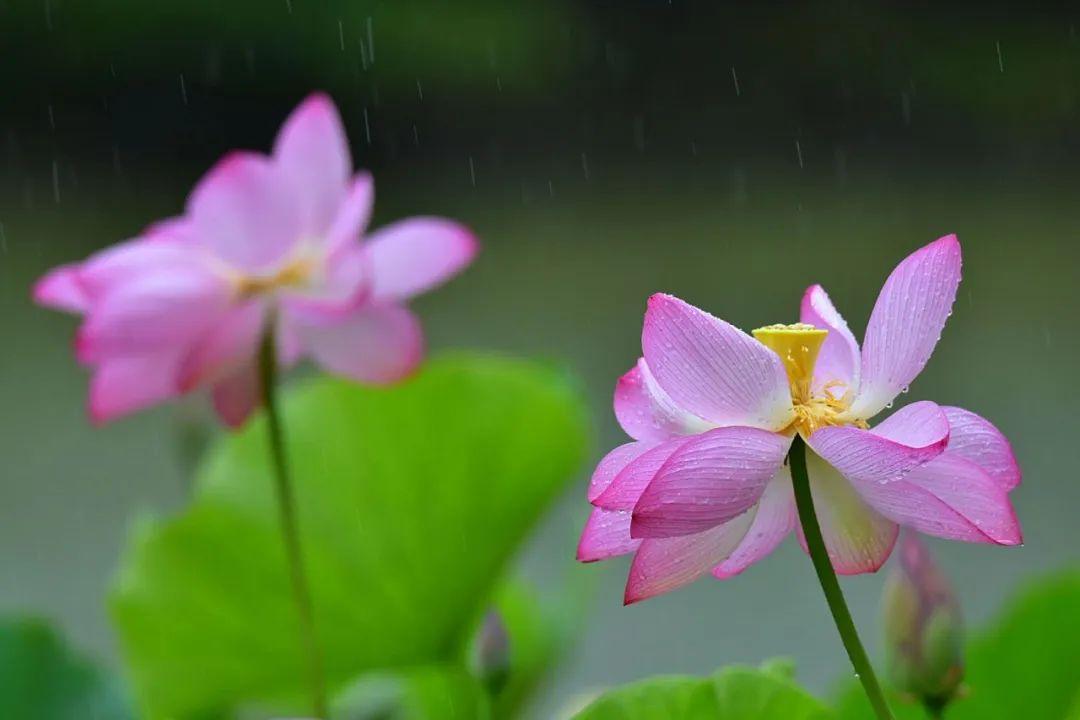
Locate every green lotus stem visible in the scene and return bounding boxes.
[788,435,894,720]
[258,329,328,718]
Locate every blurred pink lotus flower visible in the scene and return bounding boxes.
[578,235,1021,604]
[35,94,477,427]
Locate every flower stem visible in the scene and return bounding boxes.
[788,435,894,720]
[258,329,328,719]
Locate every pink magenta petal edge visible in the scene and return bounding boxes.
[577,507,640,563]
[594,437,689,511]
[588,441,657,503]
[630,426,790,539]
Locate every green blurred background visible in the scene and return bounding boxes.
[2,0,1079,716]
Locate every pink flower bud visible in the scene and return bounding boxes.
[882,533,964,712]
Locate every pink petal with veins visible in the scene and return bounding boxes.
[614,358,711,442]
[807,401,949,486]
[851,235,962,420]
[593,437,690,511]
[577,507,639,562]
[641,293,794,431]
[588,441,657,503]
[630,426,790,539]
[712,469,797,579]
[624,511,756,604]
[800,284,860,396]
[797,451,899,574]
[942,406,1021,490]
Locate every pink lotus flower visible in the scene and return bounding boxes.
[34,94,477,427]
[578,235,1021,604]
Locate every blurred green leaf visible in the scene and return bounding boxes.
[331,665,491,720]
[835,568,1080,720]
[111,353,589,719]
[575,662,830,719]
[0,617,132,720]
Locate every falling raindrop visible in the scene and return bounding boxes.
[51,159,60,203]
[179,73,188,105]
[362,107,372,144]
[366,16,375,65]
[731,66,741,96]
[469,156,476,186]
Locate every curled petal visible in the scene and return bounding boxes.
[594,437,690,511]
[325,173,375,255]
[641,294,794,431]
[624,511,756,604]
[942,406,1021,490]
[78,236,199,301]
[297,302,423,385]
[211,363,261,429]
[34,264,88,313]
[588,441,657,503]
[75,267,231,364]
[577,508,639,562]
[614,358,711,442]
[712,468,797,579]
[88,352,183,424]
[798,451,899,574]
[800,284,860,395]
[847,473,990,544]
[903,454,1021,545]
[851,235,962,420]
[177,300,266,392]
[630,426,790,539]
[365,218,478,300]
[272,93,351,235]
[187,151,304,275]
[807,401,949,486]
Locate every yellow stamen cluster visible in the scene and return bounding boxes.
[752,323,864,436]
[234,255,317,298]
